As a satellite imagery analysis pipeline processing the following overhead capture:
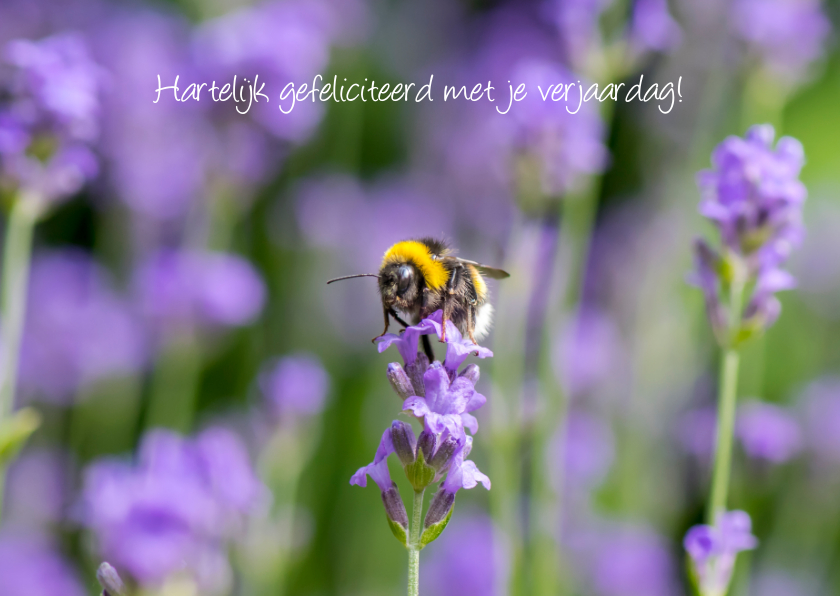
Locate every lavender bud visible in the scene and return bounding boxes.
[387,362,414,401]
[429,436,459,471]
[97,562,125,596]
[391,421,417,466]
[458,363,480,385]
[406,353,430,397]
[381,483,409,529]
[424,488,455,529]
[417,430,437,463]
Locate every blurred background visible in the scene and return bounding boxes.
[0,0,839,594]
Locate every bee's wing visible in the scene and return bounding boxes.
[454,257,511,279]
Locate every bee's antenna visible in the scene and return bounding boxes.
[326,273,380,285]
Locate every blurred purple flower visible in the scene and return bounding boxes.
[543,0,612,66]
[735,401,801,463]
[589,527,677,596]
[82,427,263,589]
[630,0,682,53]
[554,307,623,399]
[685,510,757,596]
[677,406,717,459]
[193,0,368,143]
[259,353,330,418]
[799,376,840,464]
[0,533,84,596]
[733,0,831,80]
[18,250,145,404]
[0,33,103,206]
[421,511,508,596]
[552,410,615,494]
[134,249,266,334]
[91,8,214,221]
[5,449,70,528]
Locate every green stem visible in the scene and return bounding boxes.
[0,199,39,419]
[707,281,745,524]
[408,489,425,596]
[0,198,40,520]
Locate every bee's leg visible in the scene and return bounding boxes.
[372,308,391,343]
[440,266,462,343]
[388,308,411,329]
[421,335,435,362]
[467,305,477,344]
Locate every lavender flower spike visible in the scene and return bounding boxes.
[690,125,807,344]
[96,562,125,596]
[685,510,758,596]
[403,361,487,440]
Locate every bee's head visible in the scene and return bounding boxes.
[379,261,421,307]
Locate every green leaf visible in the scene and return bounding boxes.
[419,503,454,548]
[386,516,409,548]
[0,407,41,467]
[404,449,435,491]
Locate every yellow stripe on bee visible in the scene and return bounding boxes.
[467,264,487,300]
[382,241,450,290]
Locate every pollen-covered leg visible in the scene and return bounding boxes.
[467,306,477,344]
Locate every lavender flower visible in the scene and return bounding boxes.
[82,427,263,590]
[352,313,491,549]
[134,249,266,335]
[552,410,615,495]
[543,0,613,68]
[0,33,103,208]
[18,250,145,404]
[732,0,831,81]
[630,0,682,54]
[684,510,758,596]
[690,125,807,343]
[735,401,801,463]
[259,353,330,419]
[0,533,84,596]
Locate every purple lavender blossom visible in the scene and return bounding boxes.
[684,510,758,596]
[82,427,263,589]
[0,33,103,206]
[403,361,487,439]
[377,310,492,374]
[18,250,145,404]
[133,249,266,334]
[690,125,807,340]
[0,533,84,596]
[735,401,801,463]
[732,0,831,80]
[697,125,806,269]
[352,313,491,542]
[421,512,508,596]
[259,353,330,418]
[630,0,682,53]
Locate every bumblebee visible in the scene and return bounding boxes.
[328,238,509,345]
